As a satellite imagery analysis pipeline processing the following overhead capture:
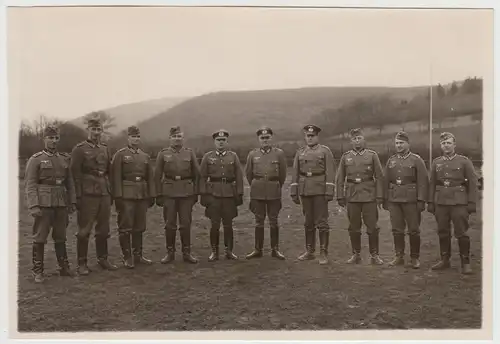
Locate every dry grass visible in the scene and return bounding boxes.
[17,171,482,331]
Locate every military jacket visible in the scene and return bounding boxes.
[154,146,200,198]
[70,140,111,197]
[25,150,77,208]
[384,151,428,203]
[199,150,244,198]
[245,147,287,200]
[335,148,384,202]
[111,146,155,200]
[429,154,477,206]
[290,144,336,197]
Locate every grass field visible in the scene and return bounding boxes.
[17,171,483,331]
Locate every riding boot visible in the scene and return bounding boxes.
[298,229,316,261]
[369,233,384,265]
[347,232,362,264]
[132,232,153,265]
[54,242,75,276]
[208,227,220,262]
[318,231,329,265]
[431,236,451,270]
[409,234,421,269]
[246,226,264,259]
[32,243,45,283]
[118,232,134,269]
[458,236,472,274]
[270,225,285,260]
[180,229,198,264]
[224,225,238,260]
[96,237,118,270]
[76,237,91,276]
[388,234,405,266]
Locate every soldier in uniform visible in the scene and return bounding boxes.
[383,131,428,269]
[24,125,77,283]
[199,129,244,261]
[335,128,384,265]
[427,132,477,274]
[290,125,336,265]
[244,126,287,260]
[154,126,200,264]
[111,126,155,268]
[70,118,118,275]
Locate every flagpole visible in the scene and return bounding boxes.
[429,63,433,171]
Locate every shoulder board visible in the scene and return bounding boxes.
[410,152,422,159]
[366,149,378,155]
[117,147,128,153]
[30,151,43,159]
[252,148,260,153]
[273,147,284,153]
[183,147,192,151]
[342,150,352,156]
[203,150,214,157]
[160,147,170,152]
[76,141,86,148]
[320,144,332,151]
[100,143,107,147]
[59,152,71,157]
[432,156,442,162]
[389,153,397,159]
[456,154,468,159]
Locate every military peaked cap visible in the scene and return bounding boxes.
[256,126,273,136]
[212,129,229,139]
[395,131,409,142]
[349,128,364,137]
[303,124,321,134]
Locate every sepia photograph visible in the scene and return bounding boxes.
[5,3,495,340]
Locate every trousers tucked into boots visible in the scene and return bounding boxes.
[458,236,472,274]
[76,237,91,275]
[245,226,264,259]
[180,229,198,264]
[119,233,134,268]
[161,229,177,264]
[132,232,152,265]
[318,231,329,265]
[368,233,384,265]
[96,237,118,270]
[298,229,316,260]
[347,232,362,264]
[431,236,452,270]
[54,242,74,276]
[389,234,405,266]
[32,243,45,283]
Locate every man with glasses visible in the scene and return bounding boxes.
[427,132,477,274]
[154,126,200,264]
[290,124,336,265]
[111,126,155,268]
[336,128,384,265]
[244,126,287,260]
[25,125,77,283]
[70,117,118,275]
[199,129,244,262]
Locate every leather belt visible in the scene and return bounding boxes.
[164,175,192,181]
[123,176,146,182]
[38,179,65,186]
[84,170,107,177]
[254,176,280,181]
[300,171,325,177]
[437,180,466,187]
[347,177,373,184]
[208,177,235,183]
[390,180,416,186]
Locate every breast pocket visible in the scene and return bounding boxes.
[180,157,192,173]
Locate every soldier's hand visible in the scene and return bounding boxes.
[417,201,426,212]
[427,202,435,214]
[149,198,155,208]
[156,197,164,207]
[337,198,346,208]
[236,194,244,206]
[29,207,42,217]
[325,194,334,202]
[292,196,301,205]
[68,204,77,214]
[376,198,384,209]
[382,200,389,211]
[467,202,476,214]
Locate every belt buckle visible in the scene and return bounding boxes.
[355,178,361,183]
[221,177,227,183]
[97,171,104,177]
[396,179,402,185]
[135,176,142,182]
[306,172,312,177]
[444,180,450,187]
[175,176,181,181]
[55,179,63,185]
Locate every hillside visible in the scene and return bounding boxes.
[71,96,188,134]
[136,86,428,141]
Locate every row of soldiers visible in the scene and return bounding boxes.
[24,118,478,283]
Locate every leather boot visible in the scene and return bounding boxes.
[298,229,316,261]
[458,236,472,275]
[246,226,264,259]
[132,232,153,265]
[180,229,198,264]
[32,243,45,283]
[431,236,451,270]
[318,231,329,265]
[160,230,176,264]
[270,226,285,260]
[54,242,75,276]
[223,226,238,260]
[409,234,421,269]
[119,233,134,269]
[347,233,362,264]
[208,227,220,262]
[96,237,118,270]
[369,233,384,265]
[388,234,405,266]
[76,237,91,276]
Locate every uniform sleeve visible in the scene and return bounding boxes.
[290,151,300,197]
[110,151,123,198]
[415,155,429,202]
[154,151,164,196]
[234,153,244,195]
[428,160,437,203]
[191,150,201,195]
[383,159,390,201]
[244,151,254,186]
[199,153,209,194]
[335,154,346,200]
[65,157,77,205]
[147,155,156,198]
[373,153,384,199]
[324,147,336,196]
[70,146,84,198]
[464,158,478,204]
[278,150,287,187]
[24,157,39,209]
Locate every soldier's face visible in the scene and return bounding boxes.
[259,135,272,148]
[170,133,184,147]
[440,138,456,154]
[88,126,103,140]
[351,135,365,149]
[305,133,319,146]
[44,135,60,150]
[128,134,141,146]
[215,137,228,150]
[395,139,409,153]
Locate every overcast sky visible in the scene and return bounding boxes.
[7,6,492,122]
